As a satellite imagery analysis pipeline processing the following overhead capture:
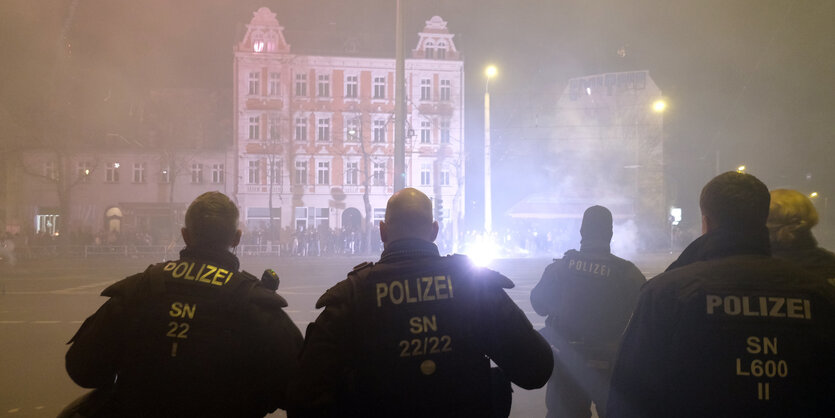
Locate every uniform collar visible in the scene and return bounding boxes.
[179,246,240,271]
[379,238,440,264]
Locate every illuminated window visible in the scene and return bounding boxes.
[420,79,431,101]
[420,163,431,186]
[317,161,330,185]
[248,72,260,95]
[440,79,451,101]
[295,161,308,185]
[317,74,330,97]
[106,162,120,183]
[248,161,260,184]
[191,163,203,184]
[77,161,92,183]
[373,76,386,99]
[345,117,359,141]
[373,161,386,186]
[420,121,431,144]
[133,162,146,183]
[317,117,330,142]
[269,72,280,96]
[373,119,386,143]
[440,120,450,143]
[425,42,435,59]
[295,73,307,97]
[268,114,280,140]
[212,164,224,184]
[249,115,260,140]
[159,166,170,184]
[345,75,358,98]
[345,161,358,185]
[295,117,307,142]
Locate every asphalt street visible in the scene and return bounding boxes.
[0,252,676,417]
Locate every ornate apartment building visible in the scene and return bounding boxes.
[233,8,465,241]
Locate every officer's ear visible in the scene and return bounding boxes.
[231,229,242,248]
[702,214,717,234]
[181,228,191,246]
[379,221,389,244]
[429,220,439,242]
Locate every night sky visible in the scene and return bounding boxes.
[2,0,833,230]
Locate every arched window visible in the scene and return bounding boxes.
[425,42,435,59]
[437,42,446,59]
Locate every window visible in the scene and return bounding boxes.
[212,163,224,184]
[133,163,146,183]
[294,207,308,230]
[295,161,308,185]
[44,161,56,180]
[373,208,386,226]
[440,120,450,144]
[160,166,170,184]
[440,169,450,186]
[437,43,446,60]
[269,72,280,96]
[77,162,92,183]
[345,161,358,185]
[345,75,358,98]
[248,72,260,95]
[420,163,431,186]
[317,117,330,142]
[373,161,386,186]
[317,161,330,185]
[420,79,431,101]
[295,117,307,142]
[248,161,260,184]
[373,76,386,99]
[268,114,280,141]
[295,73,307,97]
[268,160,282,185]
[373,119,386,143]
[425,42,434,59]
[440,79,451,101]
[249,115,260,140]
[106,162,120,183]
[420,121,431,144]
[191,163,203,184]
[345,118,359,141]
[314,208,329,228]
[317,74,330,97]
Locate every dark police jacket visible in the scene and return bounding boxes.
[772,232,835,282]
[607,227,835,418]
[65,247,304,418]
[290,238,552,418]
[531,242,645,351]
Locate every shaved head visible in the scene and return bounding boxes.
[380,188,438,246]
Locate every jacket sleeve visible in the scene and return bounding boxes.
[65,297,127,388]
[607,281,671,418]
[482,280,554,390]
[287,279,354,417]
[253,304,305,414]
[530,261,560,318]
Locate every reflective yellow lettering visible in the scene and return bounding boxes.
[201,265,216,283]
[568,259,576,269]
[804,299,812,319]
[742,297,758,316]
[746,336,762,354]
[184,263,198,281]
[421,277,435,301]
[409,317,423,334]
[435,276,449,300]
[786,298,804,319]
[706,295,722,314]
[163,262,177,271]
[376,283,389,307]
[724,296,741,315]
[735,358,750,376]
[404,279,418,303]
[763,337,778,355]
[212,269,229,285]
[172,262,189,279]
[169,302,183,318]
[390,281,405,304]
[768,297,785,317]
[224,272,233,284]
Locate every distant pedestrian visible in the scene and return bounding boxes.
[531,205,645,418]
[767,188,835,280]
[608,172,835,417]
[63,192,303,417]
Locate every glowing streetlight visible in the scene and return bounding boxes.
[810,192,819,199]
[652,99,667,113]
[737,165,746,173]
[484,64,498,233]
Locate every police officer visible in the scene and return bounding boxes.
[531,205,645,418]
[290,188,552,417]
[767,188,835,280]
[607,172,835,417]
[64,192,303,417]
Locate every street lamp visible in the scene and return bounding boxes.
[484,64,497,233]
[737,165,746,173]
[652,99,667,113]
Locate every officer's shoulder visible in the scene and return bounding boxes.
[101,264,155,297]
[238,270,289,308]
[445,254,514,289]
[315,278,355,309]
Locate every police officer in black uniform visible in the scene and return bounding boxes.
[531,205,645,418]
[607,172,835,417]
[64,192,303,417]
[289,188,552,418]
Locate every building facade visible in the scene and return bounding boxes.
[233,8,465,246]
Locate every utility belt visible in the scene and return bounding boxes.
[544,324,616,370]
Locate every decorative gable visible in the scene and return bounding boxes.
[236,7,291,54]
[412,16,460,60]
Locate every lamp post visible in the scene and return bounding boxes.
[484,65,497,233]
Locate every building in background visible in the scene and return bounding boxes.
[233,8,465,248]
[508,71,667,250]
